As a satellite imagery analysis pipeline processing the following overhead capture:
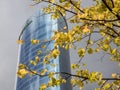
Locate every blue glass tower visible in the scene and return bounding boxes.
[16,11,72,90]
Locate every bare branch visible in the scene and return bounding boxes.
[79,33,92,63]
[31,0,77,15]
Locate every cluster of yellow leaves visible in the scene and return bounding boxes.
[31,39,40,44]
[51,49,60,59]
[71,79,84,89]
[30,56,40,66]
[48,77,66,86]
[30,60,37,66]
[96,79,120,90]
[114,37,120,46]
[51,12,61,19]
[17,64,28,78]
[78,48,85,57]
[17,39,41,45]
[82,25,91,34]
[39,77,66,90]
[17,69,28,78]
[17,64,39,78]
[52,25,92,51]
[88,72,102,82]
[42,48,60,64]
[76,69,89,77]
[48,72,55,78]
[71,64,80,69]
[52,31,73,46]
[17,0,120,90]
[39,84,47,90]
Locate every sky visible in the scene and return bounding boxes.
[0,0,119,90]
[0,0,42,90]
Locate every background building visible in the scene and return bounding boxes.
[16,10,72,90]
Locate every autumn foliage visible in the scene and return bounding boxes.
[17,0,120,90]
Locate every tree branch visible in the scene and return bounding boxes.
[98,22,120,37]
[26,66,120,81]
[110,0,114,8]
[102,0,120,19]
[31,0,77,15]
[79,18,119,22]
[79,33,91,63]
[69,0,84,13]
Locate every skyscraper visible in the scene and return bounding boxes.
[16,11,72,90]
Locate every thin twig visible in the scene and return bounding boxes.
[32,0,77,15]
[25,66,120,81]
[78,33,91,63]
[69,0,84,13]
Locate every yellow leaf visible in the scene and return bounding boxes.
[61,79,66,83]
[88,48,93,54]
[17,40,24,44]
[51,49,60,59]
[65,44,69,50]
[95,48,100,52]
[111,48,117,54]
[49,0,55,3]
[78,48,85,57]
[102,83,110,89]
[101,44,109,51]
[63,26,67,30]
[114,37,120,46]
[37,50,41,55]
[17,69,28,78]
[71,79,76,85]
[41,45,46,48]
[43,58,50,64]
[48,72,55,78]
[77,13,81,18]
[40,69,48,76]
[112,73,117,78]
[31,39,40,44]
[71,64,80,69]
[18,64,25,69]
[47,80,52,87]
[82,26,90,33]
[39,84,47,90]
[35,56,40,62]
[30,60,37,66]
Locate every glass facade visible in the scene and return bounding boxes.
[16,11,72,90]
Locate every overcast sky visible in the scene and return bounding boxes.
[0,0,42,90]
[0,0,119,90]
